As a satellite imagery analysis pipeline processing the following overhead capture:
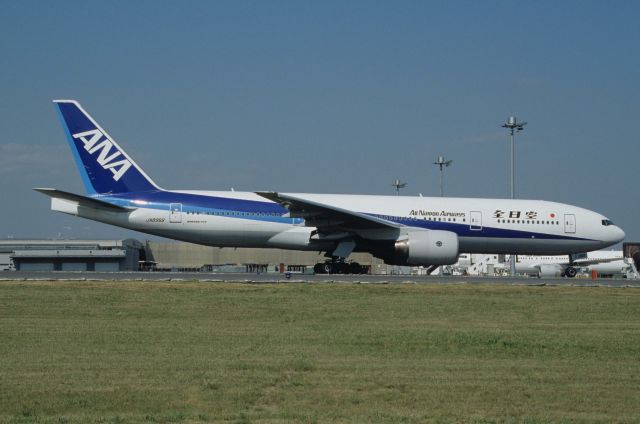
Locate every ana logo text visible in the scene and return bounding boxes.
[72,129,132,181]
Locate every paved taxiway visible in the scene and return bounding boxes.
[2,271,638,287]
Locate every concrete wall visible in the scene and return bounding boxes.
[0,253,11,270]
[146,241,389,271]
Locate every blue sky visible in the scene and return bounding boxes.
[1,1,638,243]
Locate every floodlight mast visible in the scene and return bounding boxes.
[501,116,527,276]
[392,179,407,196]
[433,156,453,197]
[501,116,527,199]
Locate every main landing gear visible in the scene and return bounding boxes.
[564,266,577,278]
[313,258,367,274]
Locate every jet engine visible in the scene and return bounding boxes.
[536,264,563,278]
[393,230,459,266]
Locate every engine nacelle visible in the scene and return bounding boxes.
[536,264,563,278]
[394,230,459,266]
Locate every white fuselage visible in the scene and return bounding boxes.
[52,190,625,256]
[514,251,628,275]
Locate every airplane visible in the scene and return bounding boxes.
[456,252,629,278]
[509,251,628,278]
[35,100,625,273]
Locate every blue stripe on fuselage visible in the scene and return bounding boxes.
[367,213,589,241]
[103,191,286,213]
[95,190,298,224]
[92,191,590,241]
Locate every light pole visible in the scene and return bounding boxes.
[501,116,527,276]
[392,179,407,195]
[501,116,527,199]
[433,156,452,197]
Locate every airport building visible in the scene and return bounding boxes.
[0,239,398,274]
[0,239,144,272]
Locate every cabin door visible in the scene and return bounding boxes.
[170,203,182,223]
[470,211,482,231]
[564,214,576,234]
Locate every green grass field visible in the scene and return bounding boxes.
[0,281,639,423]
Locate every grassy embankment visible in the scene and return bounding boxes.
[0,281,639,423]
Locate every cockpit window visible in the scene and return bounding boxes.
[601,219,614,226]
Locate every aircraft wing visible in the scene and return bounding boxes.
[256,192,401,230]
[34,188,131,212]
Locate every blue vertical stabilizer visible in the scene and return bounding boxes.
[54,100,160,194]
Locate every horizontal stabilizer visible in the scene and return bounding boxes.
[33,188,131,212]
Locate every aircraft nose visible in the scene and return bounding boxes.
[610,226,626,243]
[616,227,627,241]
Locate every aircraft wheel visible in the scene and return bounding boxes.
[348,262,363,274]
[565,266,577,278]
